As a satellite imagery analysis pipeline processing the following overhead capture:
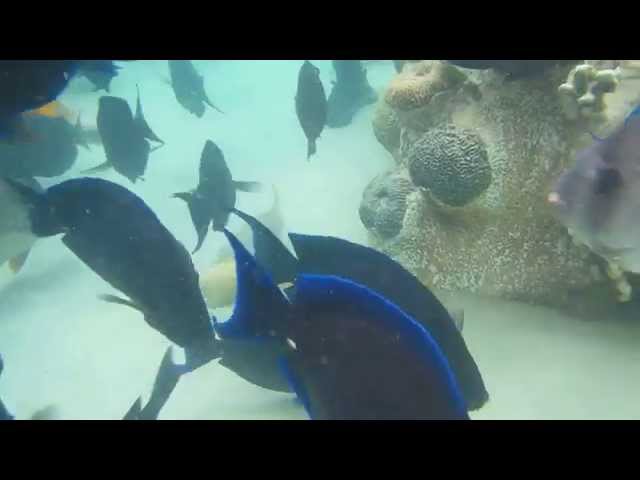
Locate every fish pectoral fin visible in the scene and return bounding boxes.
[81,161,112,174]
[98,294,145,313]
[8,249,32,274]
[172,191,193,202]
[150,143,165,153]
[233,181,263,193]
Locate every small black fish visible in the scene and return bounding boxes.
[295,61,327,159]
[173,140,262,253]
[326,60,377,128]
[8,177,221,372]
[0,115,87,179]
[123,346,184,420]
[230,209,488,410]
[168,60,223,118]
[221,229,469,420]
[84,87,163,183]
[0,61,115,141]
[78,60,121,93]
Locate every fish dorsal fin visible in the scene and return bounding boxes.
[217,228,290,340]
[232,208,299,285]
[134,84,164,144]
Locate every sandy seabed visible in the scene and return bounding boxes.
[0,60,638,420]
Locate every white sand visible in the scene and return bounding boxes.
[1,60,637,420]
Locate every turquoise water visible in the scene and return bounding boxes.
[1,60,640,420]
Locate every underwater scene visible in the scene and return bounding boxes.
[1,60,640,420]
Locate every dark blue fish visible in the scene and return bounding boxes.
[173,140,261,253]
[77,60,121,93]
[0,354,14,421]
[168,60,223,118]
[229,209,488,410]
[123,346,183,420]
[84,87,163,183]
[295,61,327,159]
[0,115,87,179]
[0,61,115,140]
[222,228,469,420]
[7,177,221,372]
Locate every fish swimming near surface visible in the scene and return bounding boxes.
[549,105,640,274]
[77,60,121,93]
[123,346,184,420]
[220,228,469,419]
[0,61,116,142]
[295,61,327,159]
[84,86,164,183]
[7,177,221,372]
[227,209,488,410]
[173,140,262,254]
[0,176,44,274]
[167,60,223,117]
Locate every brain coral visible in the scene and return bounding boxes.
[407,125,492,207]
[359,168,416,239]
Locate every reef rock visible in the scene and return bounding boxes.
[365,60,640,308]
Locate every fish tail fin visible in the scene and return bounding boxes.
[123,398,143,420]
[135,84,164,144]
[307,139,316,159]
[233,181,263,193]
[81,161,112,175]
[8,249,32,274]
[217,228,291,339]
[138,346,185,420]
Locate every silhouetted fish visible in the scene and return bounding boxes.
[123,346,184,420]
[8,177,221,372]
[78,60,121,92]
[168,60,223,117]
[221,229,469,419]
[549,105,640,273]
[173,140,261,253]
[295,61,327,159]
[84,87,163,183]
